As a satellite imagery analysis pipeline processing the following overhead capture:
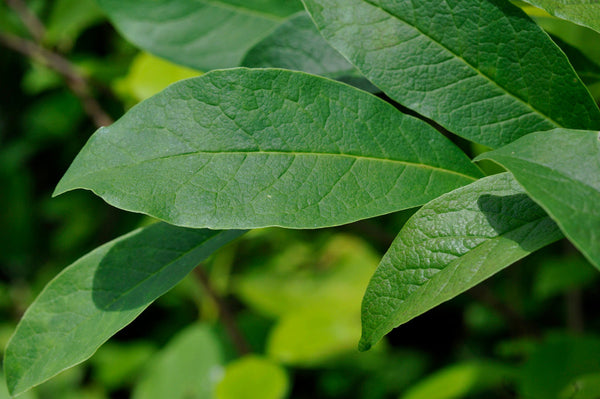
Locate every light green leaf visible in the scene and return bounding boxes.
[521,0,600,34]
[303,0,600,148]
[95,0,302,70]
[242,12,375,91]
[54,68,482,229]
[216,356,288,399]
[476,128,600,270]
[402,361,515,399]
[4,223,243,396]
[133,324,224,399]
[359,173,562,350]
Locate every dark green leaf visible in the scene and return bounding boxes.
[303,0,600,148]
[95,0,303,71]
[54,68,482,229]
[4,223,243,396]
[360,173,562,350]
[476,128,600,270]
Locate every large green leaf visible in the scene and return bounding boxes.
[96,0,303,71]
[359,173,562,350]
[242,12,374,91]
[133,324,224,399]
[476,128,600,270]
[303,0,600,148]
[4,223,243,396]
[521,0,600,34]
[54,68,482,229]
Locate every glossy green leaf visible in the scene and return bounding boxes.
[242,12,374,91]
[96,0,302,70]
[521,0,600,34]
[359,173,563,350]
[4,224,243,396]
[476,128,600,270]
[54,68,482,229]
[216,356,288,399]
[133,324,224,399]
[303,0,600,148]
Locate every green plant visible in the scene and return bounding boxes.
[3,0,600,397]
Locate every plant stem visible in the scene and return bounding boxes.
[5,0,45,42]
[193,266,251,356]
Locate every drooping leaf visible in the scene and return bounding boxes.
[520,0,600,34]
[95,0,303,70]
[242,12,376,92]
[216,356,288,399]
[54,68,482,229]
[133,324,224,399]
[476,128,600,270]
[4,223,244,396]
[303,0,600,148]
[359,173,562,350]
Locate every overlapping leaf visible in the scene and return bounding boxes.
[4,223,244,396]
[521,0,600,34]
[242,12,376,91]
[95,0,303,70]
[477,128,600,270]
[303,0,600,148]
[360,173,563,350]
[54,68,482,229]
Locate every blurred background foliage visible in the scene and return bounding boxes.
[1,0,600,398]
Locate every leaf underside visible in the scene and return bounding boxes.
[360,173,563,350]
[520,0,600,34]
[477,128,600,271]
[55,68,482,229]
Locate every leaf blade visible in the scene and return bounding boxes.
[4,223,244,396]
[476,128,600,270]
[96,0,303,70]
[521,0,600,34]
[55,68,482,229]
[302,0,600,148]
[360,173,563,350]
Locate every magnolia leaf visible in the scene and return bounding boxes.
[55,68,482,229]
[521,0,600,34]
[476,128,600,270]
[96,0,303,70]
[303,0,600,148]
[4,223,243,396]
[360,173,562,350]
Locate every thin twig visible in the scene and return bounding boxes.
[0,32,113,128]
[193,266,251,356]
[5,0,45,42]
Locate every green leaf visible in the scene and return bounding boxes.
[402,361,515,399]
[4,223,243,396]
[216,356,288,399]
[133,324,224,399]
[359,173,562,350]
[242,12,375,91]
[476,128,600,270]
[54,68,482,229]
[302,0,600,148]
[521,0,600,34]
[95,0,302,70]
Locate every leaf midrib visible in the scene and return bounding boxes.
[356,0,563,128]
[63,149,479,187]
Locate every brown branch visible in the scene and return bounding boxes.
[0,32,113,128]
[5,0,45,42]
[193,266,251,356]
